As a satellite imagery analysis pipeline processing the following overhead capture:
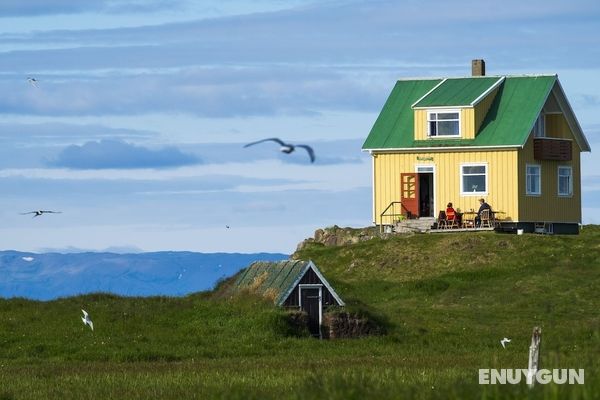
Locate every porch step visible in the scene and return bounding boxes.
[394,217,436,233]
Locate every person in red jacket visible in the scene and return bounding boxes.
[446,202,462,226]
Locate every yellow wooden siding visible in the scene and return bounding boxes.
[372,150,519,225]
[414,108,475,140]
[461,108,475,139]
[474,85,499,134]
[414,110,428,140]
[517,132,581,223]
[546,113,578,143]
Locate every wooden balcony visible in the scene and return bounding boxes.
[533,138,572,161]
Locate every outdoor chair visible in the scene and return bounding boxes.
[445,210,459,229]
[480,209,492,228]
[436,211,447,229]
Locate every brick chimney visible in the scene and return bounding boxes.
[472,59,486,76]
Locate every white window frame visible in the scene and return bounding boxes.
[427,109,461,138]
[557,166,573,197]
[526,164,542,196]
[460,163,488,196]
[533,113,546,138]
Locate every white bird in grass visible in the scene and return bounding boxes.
[81,309,94,331]
[500,337,511,348]
[244,138,315,163]
[20,210,62,218]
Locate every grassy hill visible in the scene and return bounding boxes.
[1,227,599,399]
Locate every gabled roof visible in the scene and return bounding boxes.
[232,260,344,306]
[362,75,590,152]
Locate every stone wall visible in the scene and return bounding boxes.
[323,311,383,339]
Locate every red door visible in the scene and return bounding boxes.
[400,173,419,219]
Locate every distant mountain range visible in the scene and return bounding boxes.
[0,251,288,301]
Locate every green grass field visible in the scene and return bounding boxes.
[1,227,599,399]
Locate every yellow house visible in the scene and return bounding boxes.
[362,60,591,234]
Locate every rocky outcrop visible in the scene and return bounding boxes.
[294,225,384,254]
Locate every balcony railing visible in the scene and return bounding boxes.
[533,138,572,161]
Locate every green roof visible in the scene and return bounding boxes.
[362,79,442,150]
[232,260,344,306]
[413,77,501,107]
[362,75,557,150]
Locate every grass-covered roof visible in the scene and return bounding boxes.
[233,260,344,307]
[233,260,307,305]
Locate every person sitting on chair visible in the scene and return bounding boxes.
[446,202,460,227]
[475,198,492,227]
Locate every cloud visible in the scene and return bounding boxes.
[0,0,184,16]
[0,66,391,117]
[36,245,144,254]
[0,122,156,144]
[579,94,600,107]
[0,122,159,169]
[49,139,200,169]
[189,139,368,165]
[0,0,318,18]
[3,0,599,46]
[0,185,373,253]
[0,2,596,76]
[0,1,598,119]
[581,174,600,192]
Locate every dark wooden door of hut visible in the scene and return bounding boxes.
[300,287,321,337]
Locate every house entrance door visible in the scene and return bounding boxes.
[400,173,419,218]
[418,173,434,217]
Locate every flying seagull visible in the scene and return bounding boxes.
[27,77,38,87]
[500,337,511,349]
[20,210,62,218]
[244,138,315,163]
[81,309,94,331]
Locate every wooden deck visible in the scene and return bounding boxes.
[430,227,495,233]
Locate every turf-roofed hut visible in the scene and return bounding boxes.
[233,260,344,337]
[363,59,591,234]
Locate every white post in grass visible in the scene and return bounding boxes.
[527,327,542,387]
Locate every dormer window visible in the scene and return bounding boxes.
[427,110,460,137]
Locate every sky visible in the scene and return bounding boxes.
[0,0,599,253]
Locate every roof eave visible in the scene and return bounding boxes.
[412,105,471,110]
[552,79,592,152]
[364,145,522,152]
[470,76,505,106]
[306,260,345,306]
